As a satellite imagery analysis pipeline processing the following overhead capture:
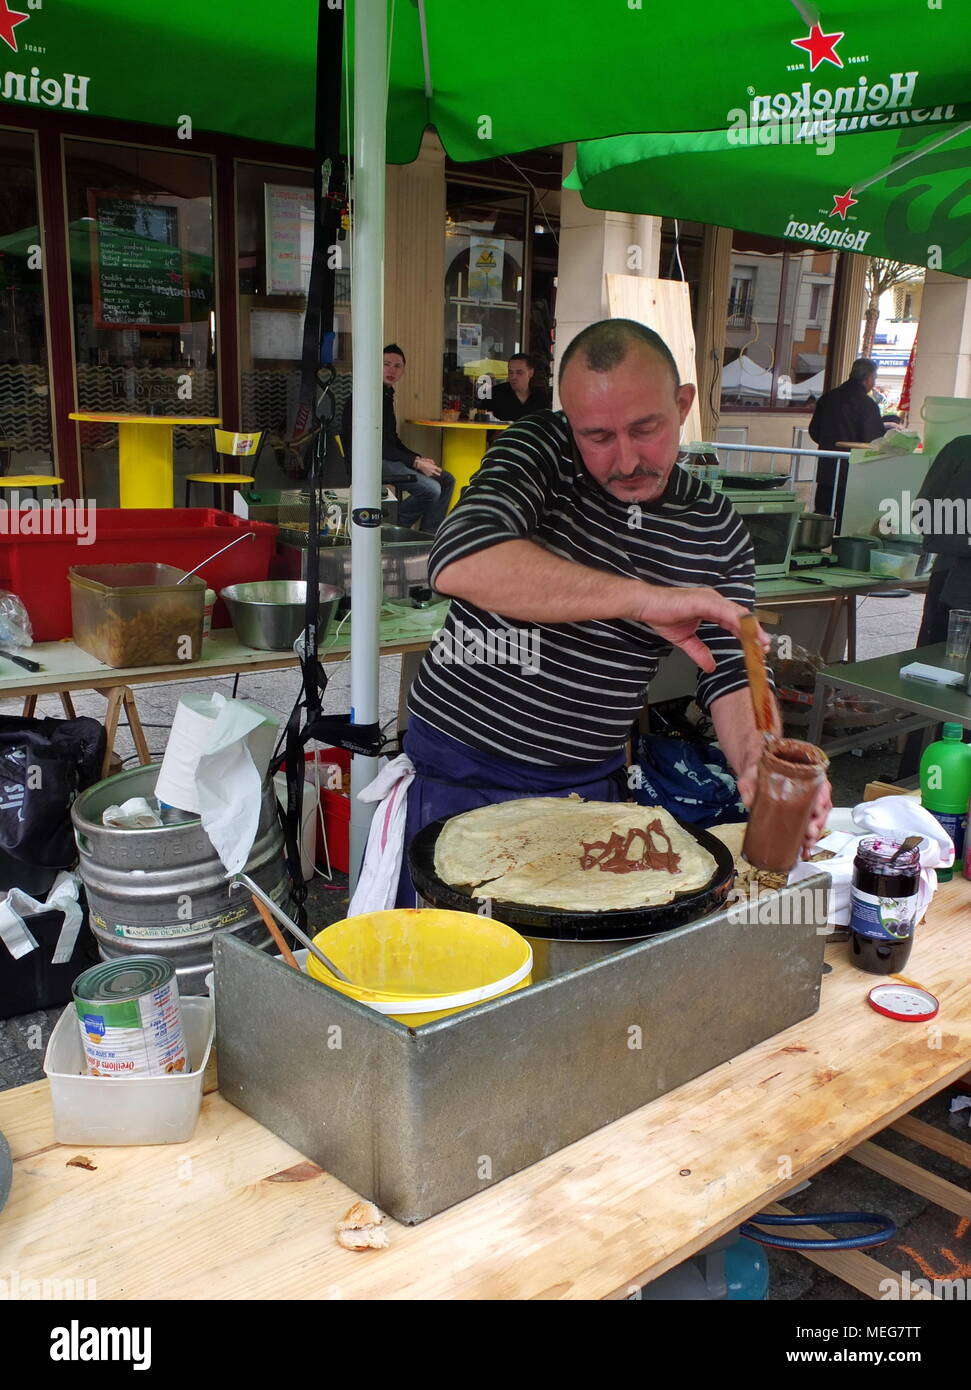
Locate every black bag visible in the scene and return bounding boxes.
[0,900,98,1020]
[0,716,106,868]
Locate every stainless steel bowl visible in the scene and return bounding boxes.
[220,580,342,651]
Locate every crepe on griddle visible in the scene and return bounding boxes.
[434,798,718,911]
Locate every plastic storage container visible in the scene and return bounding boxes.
[0,509,277,641]
[70,563,206,667]
[43,995,214,1145]
[869,549,919,581]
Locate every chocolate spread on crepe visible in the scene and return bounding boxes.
[580,821,681,875]
[434,798,714,910]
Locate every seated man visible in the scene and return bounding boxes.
[488,353,552,422]
[341,344,454,530]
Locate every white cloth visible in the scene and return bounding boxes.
[102,796,163,829]
[788,796,952,926]
[0,871,83,963]
[347,755,416,916]
[155,692,279,875]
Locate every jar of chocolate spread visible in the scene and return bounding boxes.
[742,738,829,874]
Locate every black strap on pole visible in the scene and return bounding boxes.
[283,0,347,927]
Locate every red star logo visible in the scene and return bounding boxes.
[0,0,29,52]
[829,189,859,220]
[791,23,845,70]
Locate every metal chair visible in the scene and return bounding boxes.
[184,428,264,508]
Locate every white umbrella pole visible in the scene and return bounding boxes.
[348,0,387,889]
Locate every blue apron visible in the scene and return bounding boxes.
[397,716,627,907]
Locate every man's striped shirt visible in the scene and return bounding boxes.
[408,410,755,766]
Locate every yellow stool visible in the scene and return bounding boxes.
[0,475,64,499]
[185,428,263,509]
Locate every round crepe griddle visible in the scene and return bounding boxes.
[409,813,736,941]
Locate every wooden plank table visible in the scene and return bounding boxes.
[2,876,968,1301]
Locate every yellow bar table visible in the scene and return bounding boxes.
[70,412,222,508]
[408,419,507,511]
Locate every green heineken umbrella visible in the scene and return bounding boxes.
[1,0,969,161]
[567,118,971,277]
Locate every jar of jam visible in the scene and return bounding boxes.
[849,836,922,975]
[742,739,829,873]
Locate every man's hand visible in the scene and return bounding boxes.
[414,456,441,478]
[736,761,833,860]
[626,585,769,673]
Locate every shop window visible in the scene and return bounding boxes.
[721,235,838,413]
[237,162,334,451]
[443,183,527,412]
[64,138,216,504]
[0,128,53,477]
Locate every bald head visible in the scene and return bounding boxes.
[559,319,680,396]
[558,321,695,506]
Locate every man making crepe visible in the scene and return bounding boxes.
[398,319,832,903]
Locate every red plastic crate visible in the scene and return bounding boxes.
[0,509,278,641]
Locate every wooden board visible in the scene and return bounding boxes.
[890,1114,971,1167]
[605,275,704,445]
[2,877,970,1300]
[848,1141,971,1219]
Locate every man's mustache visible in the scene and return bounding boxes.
[607,467,664,483]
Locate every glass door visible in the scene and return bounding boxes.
[64,138,216,505]
[0,128,54,481]
[443,183,527,413]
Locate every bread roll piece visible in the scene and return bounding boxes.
[337,1199,384,1231]
[338,1225,390,1251]
[337,1199,389,1251]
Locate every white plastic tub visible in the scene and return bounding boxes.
[44,996,214,1145]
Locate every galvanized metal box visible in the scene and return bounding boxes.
[214,875,829,1225]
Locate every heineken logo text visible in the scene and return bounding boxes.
[1,65,89,109]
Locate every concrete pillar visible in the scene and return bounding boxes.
[909,270,971,437]
[553,144,661,404]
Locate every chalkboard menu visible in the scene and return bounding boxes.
[90,194,191,329]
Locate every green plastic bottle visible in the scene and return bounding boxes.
[919,722,971,882]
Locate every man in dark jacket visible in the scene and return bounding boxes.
[340,344,455,530]
[809,358,885,525]
[897,434,971,778]
[489,354,552,422]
